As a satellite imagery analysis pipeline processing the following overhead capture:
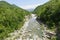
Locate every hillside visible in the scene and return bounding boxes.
[34,0,60,40]
[0,1,30,40]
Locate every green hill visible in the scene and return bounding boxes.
[34,0,60,29]
[34,0,60,40]
[0,1,30,39]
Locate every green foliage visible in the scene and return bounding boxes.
[34,0,60,29]
[0,1,30,39]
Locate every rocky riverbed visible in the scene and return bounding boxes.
[5,14,56,40]
[5,14,43,40]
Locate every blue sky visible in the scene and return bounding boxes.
[2,0,49,9]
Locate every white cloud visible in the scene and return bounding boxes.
[20,4,40,9]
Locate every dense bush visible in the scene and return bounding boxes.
[0,1,30,39]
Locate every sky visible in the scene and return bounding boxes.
[1,0,49,9]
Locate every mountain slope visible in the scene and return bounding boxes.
[34,0,60,40]
[0,1,30,40]
[34,0,60,29]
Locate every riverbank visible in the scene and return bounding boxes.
[5,14,43,40]
[4,15,30,40]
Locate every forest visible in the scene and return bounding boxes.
[34,0,60,40]
[0,1,30,39]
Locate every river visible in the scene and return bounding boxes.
[5,14,44,40]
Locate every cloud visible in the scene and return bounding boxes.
[20,4,40,9]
